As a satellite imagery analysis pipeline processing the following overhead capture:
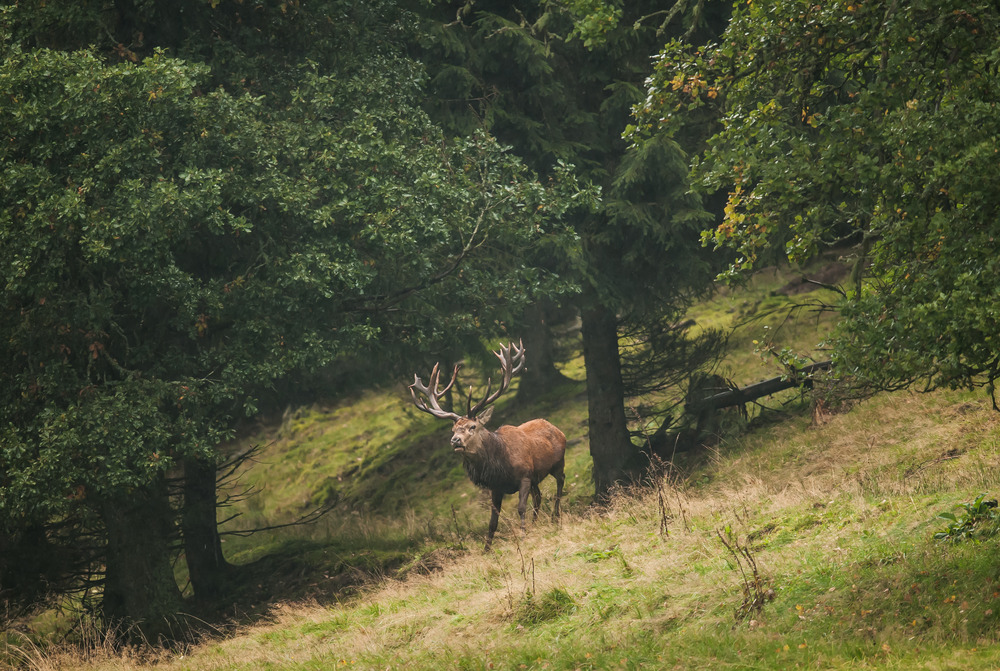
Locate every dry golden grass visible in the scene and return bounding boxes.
[13,260,1000,670]
[22,385,1000,671]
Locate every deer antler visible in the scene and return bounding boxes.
[467,340,525,418]
[409,362,464,421]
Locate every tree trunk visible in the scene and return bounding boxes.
[581,301,636,503]
[516,299,573,404]
[182,456,231,603]
[101,475,183,642]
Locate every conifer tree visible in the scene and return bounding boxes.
[418,0,730,500]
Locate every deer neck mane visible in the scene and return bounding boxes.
[462,430,516,490]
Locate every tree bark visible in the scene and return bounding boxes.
[101,475,183,642]
[516,299,573,404]
[182,456,231,603]
[581,301,636,503]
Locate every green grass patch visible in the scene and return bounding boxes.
[17,260,1000,671]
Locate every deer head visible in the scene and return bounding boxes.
[409,340,525,454]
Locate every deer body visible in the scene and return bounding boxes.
[453,414,566,548]
[409,341,567,550]
[459,419,566,494]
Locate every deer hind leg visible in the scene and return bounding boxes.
[517,478,532,533]
[485,490,504,551]
[530,483,542,523]
[551,458,565,522]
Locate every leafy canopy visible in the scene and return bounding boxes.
[0,42,570,525]
[634,1,1000,395]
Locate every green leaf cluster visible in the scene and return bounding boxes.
[637,1,1000,394]
[0,6,575,607]
[934,493,1000,542]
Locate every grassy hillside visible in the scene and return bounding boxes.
[221,257,844,549]
[9,260,1000,670]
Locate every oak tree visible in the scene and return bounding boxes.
[0,15,566,634]
[636,0,1000,400]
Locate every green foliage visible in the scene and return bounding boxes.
[934,493,1000,543]
[418,1,729,460]
[422,0,724,298]
[636,1,1000,395]
[0,2,577,616]
[1,0,409,97]
[555,0,623,48]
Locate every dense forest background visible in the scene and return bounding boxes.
[2,0,999,646]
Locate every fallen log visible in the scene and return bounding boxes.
[690,360,833,413]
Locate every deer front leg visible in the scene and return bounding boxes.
[530,484,541,523]
[485,489,504,551]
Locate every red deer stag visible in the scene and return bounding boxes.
[409,341,566,550]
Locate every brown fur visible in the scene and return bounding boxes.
[451,408,566,550]
[409,342,566,550]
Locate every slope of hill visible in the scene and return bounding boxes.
[9,260,1000,670]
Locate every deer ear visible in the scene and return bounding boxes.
[476,406,494,424]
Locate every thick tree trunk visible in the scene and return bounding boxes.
[182,456,231,603]
[581,302,636,503]
[101,475,183,642]
[516,300,573,404]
